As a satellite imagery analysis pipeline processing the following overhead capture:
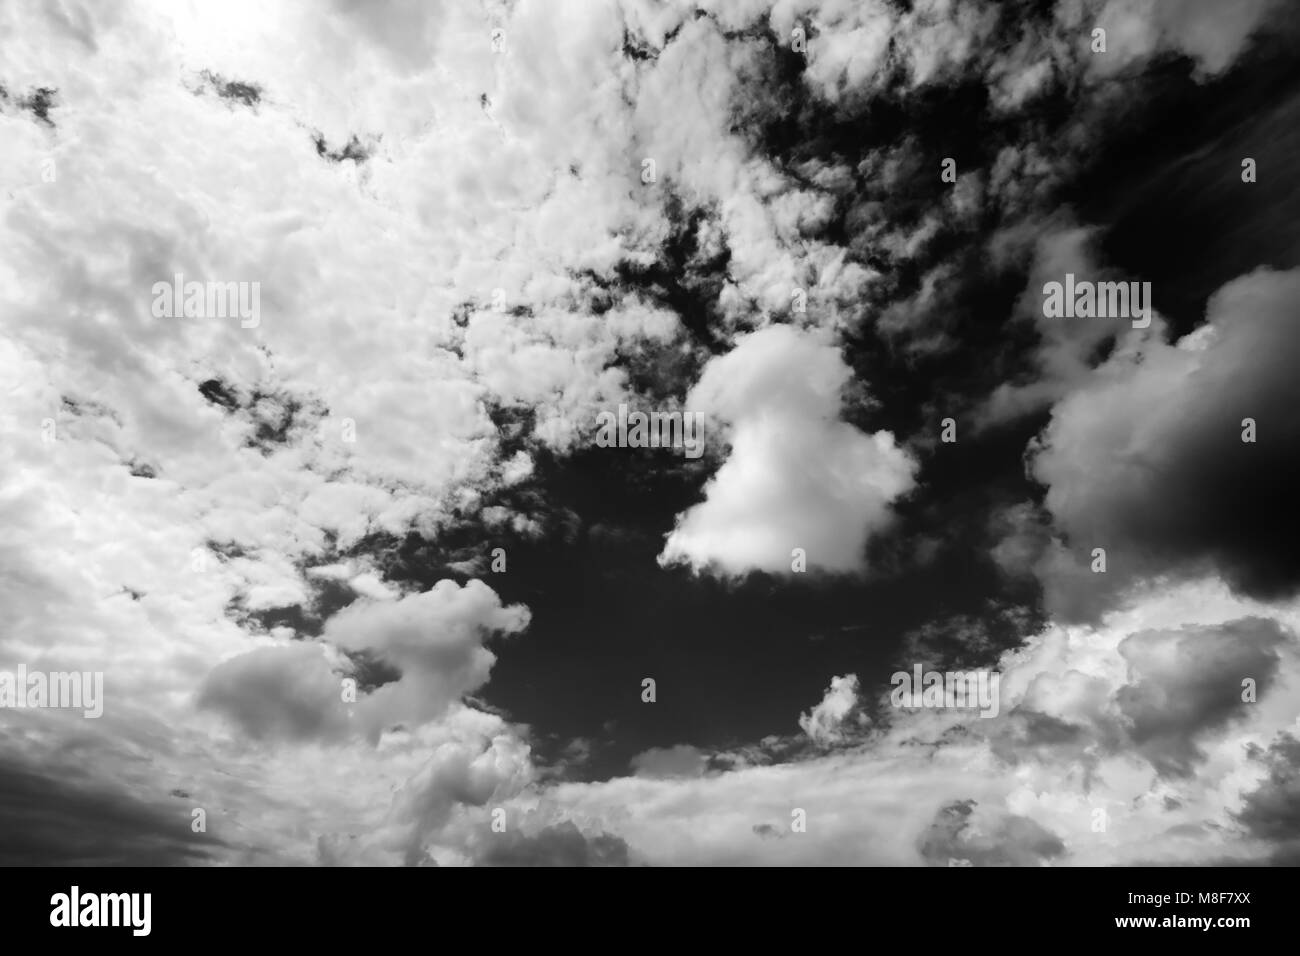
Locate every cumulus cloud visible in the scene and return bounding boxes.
[196,579,529,747]
[799,673,862,745]
[1025,267,1300,620]
[659,324,917,577]
[324,580,531,737]
[380,723,533,866]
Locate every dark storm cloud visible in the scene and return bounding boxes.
[0,754,223,865]
[975,22,1300,623]
[1236,734,1300,864]
[1027,267,1300,620]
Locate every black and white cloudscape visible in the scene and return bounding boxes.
[3,0,1300,867]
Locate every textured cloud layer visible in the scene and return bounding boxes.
[2,0,1296,867]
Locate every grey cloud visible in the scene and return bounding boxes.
[475,821,631,867]
[197,642,351,743]
[1117,619,1286,776]
[918,799,1066,866]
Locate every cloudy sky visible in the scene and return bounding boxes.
[2,0,1299,867]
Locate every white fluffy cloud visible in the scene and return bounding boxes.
[660,324,917,577]
[799,673,861,745]
[327,580,531,737]
[198,579,530,746]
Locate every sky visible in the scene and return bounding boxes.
[2,0,1300,866]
